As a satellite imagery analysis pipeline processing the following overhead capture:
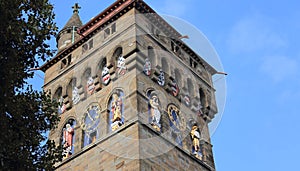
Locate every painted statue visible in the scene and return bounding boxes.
[196,103,204,116]
[157,69,165,86]
[116,56,127,76]
[170,78,179,97]
[62,124,74,158]
[190,125,202,159]
[72,87,80,105]
[101,66,111,85]
[184,95,191,107]
[86,76,95,95]
[110,92,124,131]
[149,93,161,132]
[58,96,66,114]
[143,58,151,76]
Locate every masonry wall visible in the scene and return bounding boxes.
[56,123,140,171]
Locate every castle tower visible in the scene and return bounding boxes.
[41,0,219,170]
[56,3,83,51]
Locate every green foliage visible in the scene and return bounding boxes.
[0,0,62,170]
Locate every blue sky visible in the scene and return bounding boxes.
[31,0,300,170]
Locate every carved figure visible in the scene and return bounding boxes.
[101,66,111,85]
[143,58,151,76]
[190,125,202,159]
[63,124,74,158]
[149,93,161,131]
[116,56,127,76]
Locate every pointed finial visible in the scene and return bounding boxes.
[72,3,81,13]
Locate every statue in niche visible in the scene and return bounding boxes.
[72,87,80,105]
[190,124,202,160]
[148,92,161,132]
[157,69,165,86]
[62,123,74,159]
[170,78,179,97]
[101,66,111,85]
[143,58,151,76]
[116,56,127,76]
[110,92,124,131]
[183,95,191,107]
[86,76,95,95]
[58,96,66,114]
[196,102,204,116]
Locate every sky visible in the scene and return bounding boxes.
[31,0,300,170]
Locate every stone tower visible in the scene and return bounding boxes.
[41,0,219,170]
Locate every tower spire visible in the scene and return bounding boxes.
[72,3,81,13]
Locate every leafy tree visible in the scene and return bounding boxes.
[0,0,62,170]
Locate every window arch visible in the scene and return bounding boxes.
[81,103,101,148]
[82,68,95,97]
[161,57,169,75]
[114,47,127,76]
[67,78,77,107]
[61,119,76,159]
[98,57,111,86]
[199,88,209,116]
[113,47,123,64]
[148,46,155,66]
[187,78,194,96]
[53,87,66,114]
[108,89,125,132]
[174,69,182,87]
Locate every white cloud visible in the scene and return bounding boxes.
[260,56,298,83]
[228,14,287,53]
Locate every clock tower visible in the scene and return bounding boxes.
[42,0,219,170]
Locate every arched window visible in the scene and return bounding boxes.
[61,119,76,159]
[113,47,127,76]
[67,78,77,107]
[161,57,169,75]
[174,69,182,87]
[81,104,101,147]
[82,68,95,97]
[199,88,207,108]
[99,58,111,86]
[54,87,66,114]
[187,78,194,96]
[147,89,161,132]
[70,78,80,105]
[108,89,124,132]
[148,46,155,66]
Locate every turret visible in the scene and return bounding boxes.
[56,3,83,51]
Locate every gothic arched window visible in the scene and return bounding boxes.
[108,89,125,132]
[67,78,78,107]
[187,78,194,96]
[82,68,95,97]
[81,104,101,147]
[99,57,111,86]
[161,57,169,75]
[148,46,155,66]
[175,69,182,87]
[54,87,66,115]
[61,119,76,159]
[114,47,127,76]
